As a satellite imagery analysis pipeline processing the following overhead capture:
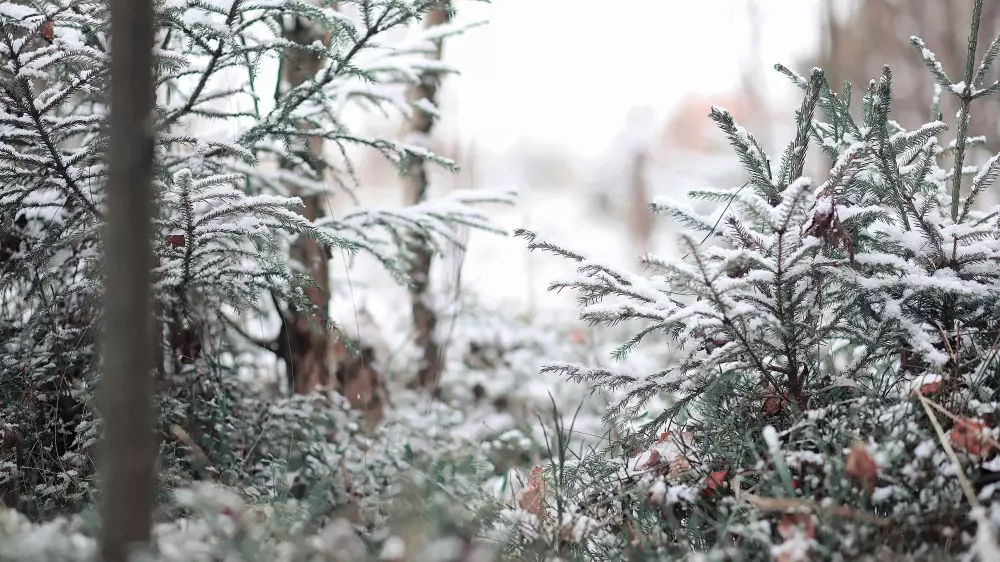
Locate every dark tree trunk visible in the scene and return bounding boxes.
[101,0,157,559]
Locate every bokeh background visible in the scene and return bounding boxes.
[310,0,1000,332]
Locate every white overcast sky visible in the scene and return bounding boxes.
[440,0,823,156]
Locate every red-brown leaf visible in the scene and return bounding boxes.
[845,441,877,491]
[950,418,994,456]
[917,380,942,396]
[637,448,661,472]
[776,513,816,562]
[701,469,728,496]
[518,466,547,518]
[167,234,186,247]
[778,512,815,540]
[762,395,782,417]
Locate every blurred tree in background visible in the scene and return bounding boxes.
[811,0,1000,153]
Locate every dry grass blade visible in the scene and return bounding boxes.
[917,393,1000,559]
[169,424,219,481]
[741,492,891,528]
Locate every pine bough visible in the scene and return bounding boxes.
[516,5,1000,559]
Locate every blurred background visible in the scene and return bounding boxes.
[320,0,1000,327]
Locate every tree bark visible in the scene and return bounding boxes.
[280,10,333,395]
[101,0,156,559]
[273,3,386,425]
[406,4,451,389]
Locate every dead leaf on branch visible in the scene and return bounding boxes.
[701,469,728,497]
[517,466,547,519]
[805,193,855,262]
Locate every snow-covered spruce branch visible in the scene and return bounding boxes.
[0,0,507,521]
[515,9,1000,557]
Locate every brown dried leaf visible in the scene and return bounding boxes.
[637,448,661,472]
[950,417,994,456]
[701,469,728,497]
[778,512,815,540]
[518,466,547,518]
[776,513,815,562]
[845,441,877,491]
[762,395,783,418]
[654,431,696,476]
[917,379,942,397]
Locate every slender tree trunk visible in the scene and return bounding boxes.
[406,4,451,389]
[628,148,651,255]
[742,0,764,126]
[820,0,845,92]
[280,9,332,395]
[276,2,386,425]
[101,0,156,559]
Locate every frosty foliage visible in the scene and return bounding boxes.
[0,304,646,561]
[0,0,508,527]
[9,0,1000,561]
[515,7,1000,560]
